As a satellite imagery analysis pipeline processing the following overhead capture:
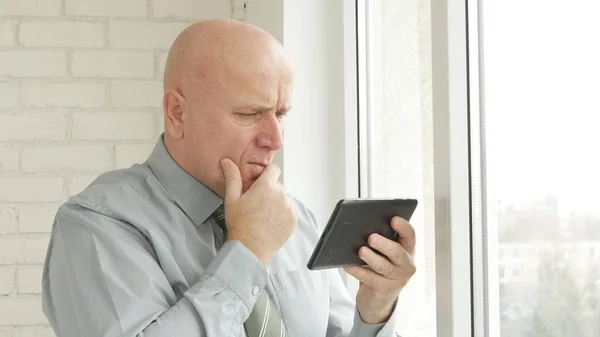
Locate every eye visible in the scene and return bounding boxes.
[238,112,260,119]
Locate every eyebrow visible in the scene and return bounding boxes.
[238,104,291,114]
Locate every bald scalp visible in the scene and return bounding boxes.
[163,19,291,98]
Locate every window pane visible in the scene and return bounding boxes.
[482,1,600,336]
[361,1,436,336]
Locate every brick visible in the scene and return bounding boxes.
[0,51,67,78]
[18,204,60,233]
[0,238,20,264]
[22,82,105,108]
[71,51,154,79]
[109,21,188,50]
[72,112,155,140]
[0,113,66,141]
[0,147,19,174]
[66,0,146,17]
[17,266,43,294]
[158,52,169,79]
[0,177,65,203]
[13,326,55,337]
[0,82,19,109]
[0,20,17,47]
[67,175,97,197]
[0,267,15,295]
[0,296,46,325]
[0,327,11,337]
[22,145,113,173]
[152,0,231,19]
[20,21,104,48]
[23,236,50,264]
[156,112,165,138]
[111,80,162,107]
[0,207,18,234]
[0,0,61,16]
[115,144,154,169]
[0,237,48,266]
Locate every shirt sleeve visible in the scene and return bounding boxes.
[42,201,267,337]
[325,266,401,337]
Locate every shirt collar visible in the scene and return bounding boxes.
[147,134,223,227]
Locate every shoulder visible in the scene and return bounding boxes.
[55,163,160,233]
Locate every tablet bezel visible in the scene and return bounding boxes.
[306,198,418,270]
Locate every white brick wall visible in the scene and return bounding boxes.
[109,21,191,50]
[71,51,155,78]
[115,144,155,169]
[0,83,19,109]
[72,112,156,140]
[65,0,147,17]
[21,145,113,173]
[0,147,19,173]
[0,207,18,234]
[66,176,97,197]
[0,20,18,47]
[19,21,104,48]
[0,51,67,77]
[0,113,67,141]
[0,268,15,295]
[17,267,43,294]
[0,0,62,17]
[0,297,46,325]
[17,204,60,233]
[12,326,55,337]
[0,0,232,332]
[152,0,231,19]
[22,82,106,108]
[110,81,162,107]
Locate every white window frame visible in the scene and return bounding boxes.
[346,0,495,336]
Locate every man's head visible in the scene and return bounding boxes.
[162,19,293,197]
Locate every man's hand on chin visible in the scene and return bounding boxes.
[344,216,417,324]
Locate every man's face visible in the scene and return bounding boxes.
[181,58,293,194]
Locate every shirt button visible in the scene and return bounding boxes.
[252,286,260,295]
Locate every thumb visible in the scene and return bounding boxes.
[220,158,242,203]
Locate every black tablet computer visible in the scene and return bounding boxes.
[307,198,418,270]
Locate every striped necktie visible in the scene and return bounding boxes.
[213,205,289,337]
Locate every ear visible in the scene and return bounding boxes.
[163,89,186,140]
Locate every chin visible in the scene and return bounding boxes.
[241,179,257,193]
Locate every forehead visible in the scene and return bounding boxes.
[222,57,294,110]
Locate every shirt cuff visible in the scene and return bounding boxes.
[203,240,269,310]
[352,302,399,337]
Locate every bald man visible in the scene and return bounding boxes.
[42,20,415,337]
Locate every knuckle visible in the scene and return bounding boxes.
[405,261,417,276]
[392,250,403,263]
[384,261,396,275]
[361,269,372,283]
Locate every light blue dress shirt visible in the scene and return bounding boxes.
[41,135,400,336]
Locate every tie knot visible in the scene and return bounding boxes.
[213,204,227,232]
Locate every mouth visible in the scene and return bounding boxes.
[247,162,268,179]
[248,162,268,168]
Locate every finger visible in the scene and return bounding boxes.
[392,216,416,256]
[343,265,385,289]
[357,246,398,279]
[220,158,242,203]
[368,233,415,275]
[255,164,281,185]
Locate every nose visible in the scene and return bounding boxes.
[256,114,284,151]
